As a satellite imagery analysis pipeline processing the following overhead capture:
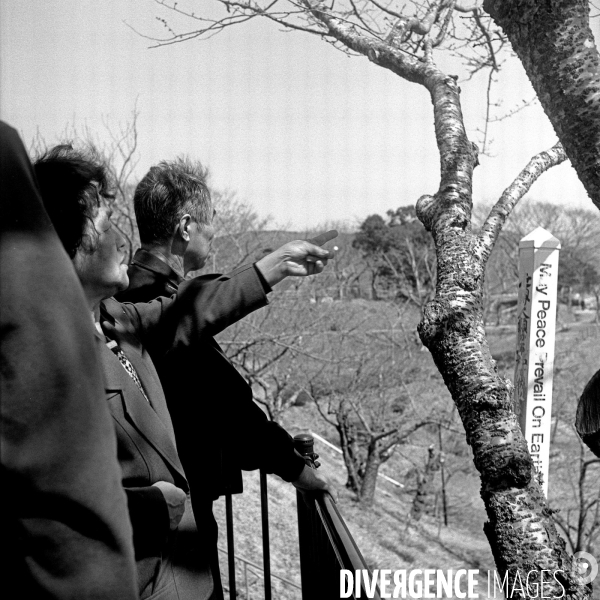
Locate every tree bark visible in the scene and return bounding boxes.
[484,0,600,210]
[359,440,382,506]
[411,445,442,521]
[416,226,590,598]
[414,67,591,598]
[336,409,362,494]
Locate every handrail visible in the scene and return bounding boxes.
[314,493,371,574]
[260,469,272,600]
[225,493,236,599]
[294,433,381,600]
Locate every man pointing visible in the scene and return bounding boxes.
[117,157,337,598]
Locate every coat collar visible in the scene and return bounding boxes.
[131,248,183,289]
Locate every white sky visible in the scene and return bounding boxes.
[0,0,593,230]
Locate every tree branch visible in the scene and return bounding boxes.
[478,143,567,254]
[300,0,424,78]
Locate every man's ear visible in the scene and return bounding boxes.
[176,214,193,242]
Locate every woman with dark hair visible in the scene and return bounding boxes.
[35,144,201,599]
[33,144,336,600]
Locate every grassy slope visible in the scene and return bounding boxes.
[212,311,599,600]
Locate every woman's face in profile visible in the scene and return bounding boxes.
[74,202,129,302]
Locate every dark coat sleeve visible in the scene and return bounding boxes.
[236,418,307,482]
[0,122,137,599]
[120,263,270,358]
[167,267,306,481]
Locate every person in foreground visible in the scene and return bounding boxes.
[576,369,600,458]
[0,123,137,599]
[116,158,338,597]
[34,146,336,600]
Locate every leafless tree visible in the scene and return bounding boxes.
[216,293,333,420]
[304,303,449,506]
[410,444,443,521]
[102,112,141,260]
[209,189,274,272]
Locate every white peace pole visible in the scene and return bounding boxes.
[514,227,560,497]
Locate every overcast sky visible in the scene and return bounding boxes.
[0,1,593,230]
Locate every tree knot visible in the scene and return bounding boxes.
[467,417,533,489]
[456,271,481,292]
[416,194,436,231]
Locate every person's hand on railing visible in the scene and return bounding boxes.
[291,464,338,504]
[152,481,187,530]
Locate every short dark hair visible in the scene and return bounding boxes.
[33,145,111,258]
[134,157,212,244]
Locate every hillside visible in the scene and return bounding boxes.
[211,313,600,600]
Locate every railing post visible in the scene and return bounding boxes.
[225,493,236,599]
[259,469,272,600]
[294,433,322,600]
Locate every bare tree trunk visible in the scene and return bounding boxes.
[414,62,589,594]
[411,445,442,521]
[358,441,381,506]
[485,0,600,210]
[336,411,362,494]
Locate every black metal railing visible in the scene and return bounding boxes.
[221,432,379,599]
[294,433,381,600]
[222,470,277,600]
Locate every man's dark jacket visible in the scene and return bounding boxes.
[116,250,306,591]
[117,250,306,496]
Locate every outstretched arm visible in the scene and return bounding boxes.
[127,230,338,352]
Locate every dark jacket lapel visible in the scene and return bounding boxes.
[96,322,186,482]
[119,339,178,443]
